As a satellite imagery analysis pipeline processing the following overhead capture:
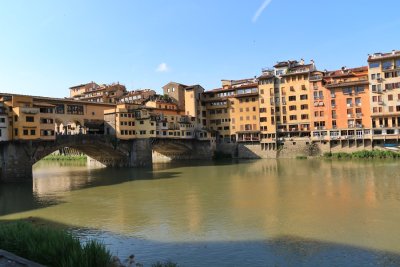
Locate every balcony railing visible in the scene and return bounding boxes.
[20,107,39,114]
[310,75,323,81]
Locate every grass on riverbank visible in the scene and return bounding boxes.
[0,221,112,267]
[42,155,87,161]
[324,150,400,159]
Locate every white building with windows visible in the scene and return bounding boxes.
[0,103,9,141]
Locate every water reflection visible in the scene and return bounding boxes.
[1,159,400,266]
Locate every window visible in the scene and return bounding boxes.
[26,116,34,122]
[66,105,84,115]
[40,107,53,113]
[289,96,296,101]
[383,61,392,70]
[301,114,309,120]
[388,94,394,101]
[369,62,380,68]
[300,94,308,100]
[371,74,376,80]
[30,129,36,135]
[289,115,297,121]
[289,105,296,111]
[355,86,364,93]
[343,88,352,94]
[55,104,65,114]
[23,129,28,135]
[301,104,308,110]
[14,115,18,122]
[396,59,400,68]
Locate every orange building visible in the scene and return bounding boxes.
[323,66,371,139]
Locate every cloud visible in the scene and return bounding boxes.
[252,0,273,23]
[156,63,170,73]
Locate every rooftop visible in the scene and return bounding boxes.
[368,50,400,62]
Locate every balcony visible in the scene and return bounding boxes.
[347,114,354,118]
[310,75,323,81]
[347,103,353,107]
[356,113,363,118]
[20,107,39,114]
[378,101,385,105]
[331,94,336,98]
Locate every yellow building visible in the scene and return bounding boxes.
[273,60,315,139]
[104,104,156,139]
[368,50,400,135]
[258,69,278,149]
[203,79,260,142]
[1,94,115,140]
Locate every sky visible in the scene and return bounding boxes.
[0,0,400,98]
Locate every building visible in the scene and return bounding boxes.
[0,94,115,140]
[322,67,371,140]
[104,102,208,140]
[104,103,156,139]
[69,82,127,103]
[273,60,316,140]
[368,50,400,135]
[118,89,156,104]
[203,78,260,143]
[162,82,189,110]
[258,68,278,150]
[0,102,8,141]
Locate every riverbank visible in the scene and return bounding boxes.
[323,150,400,159]
[0,219,178,267]
[42,155,87,161]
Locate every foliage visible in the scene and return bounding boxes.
[0,221,112,267]
[324,150,400,159]
[43,155,87,161]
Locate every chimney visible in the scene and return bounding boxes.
[393,50,396,55]
[300,59,305,65]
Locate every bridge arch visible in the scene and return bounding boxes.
[32,135,131,167]
[0,136,213,182]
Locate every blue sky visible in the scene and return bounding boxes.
[1,0,399,97]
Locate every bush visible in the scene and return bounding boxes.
[43,155,87,161]
[324,150,400,159]
[0,221,112,267]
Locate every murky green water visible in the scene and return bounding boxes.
[1,159,400,266]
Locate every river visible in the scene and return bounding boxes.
[1,159,400,266]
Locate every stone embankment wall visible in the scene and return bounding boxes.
[216,139,391,159]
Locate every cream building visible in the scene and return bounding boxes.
[368,50,400,136]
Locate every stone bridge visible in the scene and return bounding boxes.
[0,135,213,182]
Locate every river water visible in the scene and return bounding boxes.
[1,159,400,266]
